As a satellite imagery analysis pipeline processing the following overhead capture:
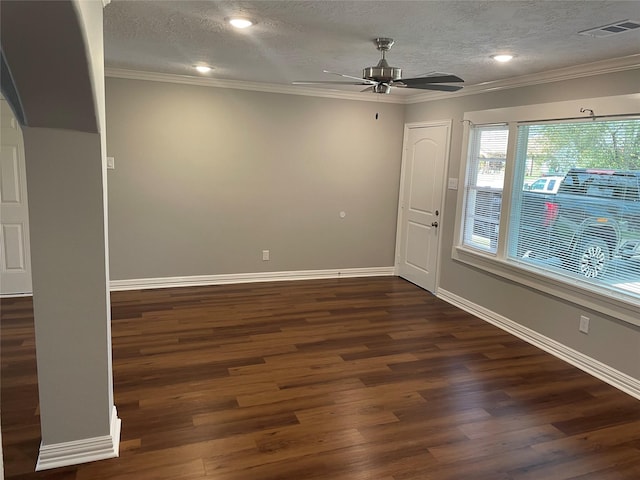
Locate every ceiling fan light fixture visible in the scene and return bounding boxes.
[194,64,213,73]
[491,54,514,63]
[228,17,254,29]
[373,83,392,94]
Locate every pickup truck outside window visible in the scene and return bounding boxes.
[506,119,640,301]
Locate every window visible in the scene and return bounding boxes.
[508,119,640,296]
[457,96,640,325]
[462,125,508,253]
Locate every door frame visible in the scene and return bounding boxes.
[393,119,453,294]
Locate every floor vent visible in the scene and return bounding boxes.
[579,19,640,38]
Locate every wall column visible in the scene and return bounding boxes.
[22,127,120,470]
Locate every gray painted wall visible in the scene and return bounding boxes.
[106,79,405,279]
[405,68,640,380]
[105,69,640,381]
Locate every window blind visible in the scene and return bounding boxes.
[507,119,640,299]
[462,125,509,253]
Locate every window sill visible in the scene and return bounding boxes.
[452,245,640,328]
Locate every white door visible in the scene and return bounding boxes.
[1,99,32,295]
[395,122,450,293]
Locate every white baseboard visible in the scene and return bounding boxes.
[109,266,396,291]
[437,288,640,401]
[0,292,33,299]
[36,406,121,471]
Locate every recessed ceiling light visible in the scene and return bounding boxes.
[194,65,212,73]
[228,17,254,29]
[491,54,514,63]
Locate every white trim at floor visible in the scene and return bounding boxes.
[109,267,396,291]
[437,288,640,401]
[36,406,121,471]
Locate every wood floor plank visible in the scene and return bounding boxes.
[2,277,640,479]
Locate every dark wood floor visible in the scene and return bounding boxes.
[2,277,640,479]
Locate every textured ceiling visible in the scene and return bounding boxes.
[104,0,640,96]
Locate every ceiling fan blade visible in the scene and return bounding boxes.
[293,80,372,86]
[323,70,378,85]
[398,74,464,84]
[396,83,463,92]
[414,71,446,78]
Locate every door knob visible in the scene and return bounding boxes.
[431,221,439,227]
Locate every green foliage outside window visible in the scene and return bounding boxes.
[526,120,640,173]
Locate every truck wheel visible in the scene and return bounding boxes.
[577,238,609,279]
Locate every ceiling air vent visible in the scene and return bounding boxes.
[579,19,640,38]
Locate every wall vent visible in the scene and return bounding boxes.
[579,19,640,38]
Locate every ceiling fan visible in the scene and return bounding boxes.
[293,37,464,94]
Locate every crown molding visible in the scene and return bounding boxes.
[405,54,640,104]
[104,68,403,104]
[106,54,639,105]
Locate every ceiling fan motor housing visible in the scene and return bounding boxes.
[362,64,402,83]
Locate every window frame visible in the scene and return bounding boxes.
[461,124,509,254]
[452,94,640,327]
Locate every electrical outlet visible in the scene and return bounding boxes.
[579,315,590,334]
[262,250,270,261]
